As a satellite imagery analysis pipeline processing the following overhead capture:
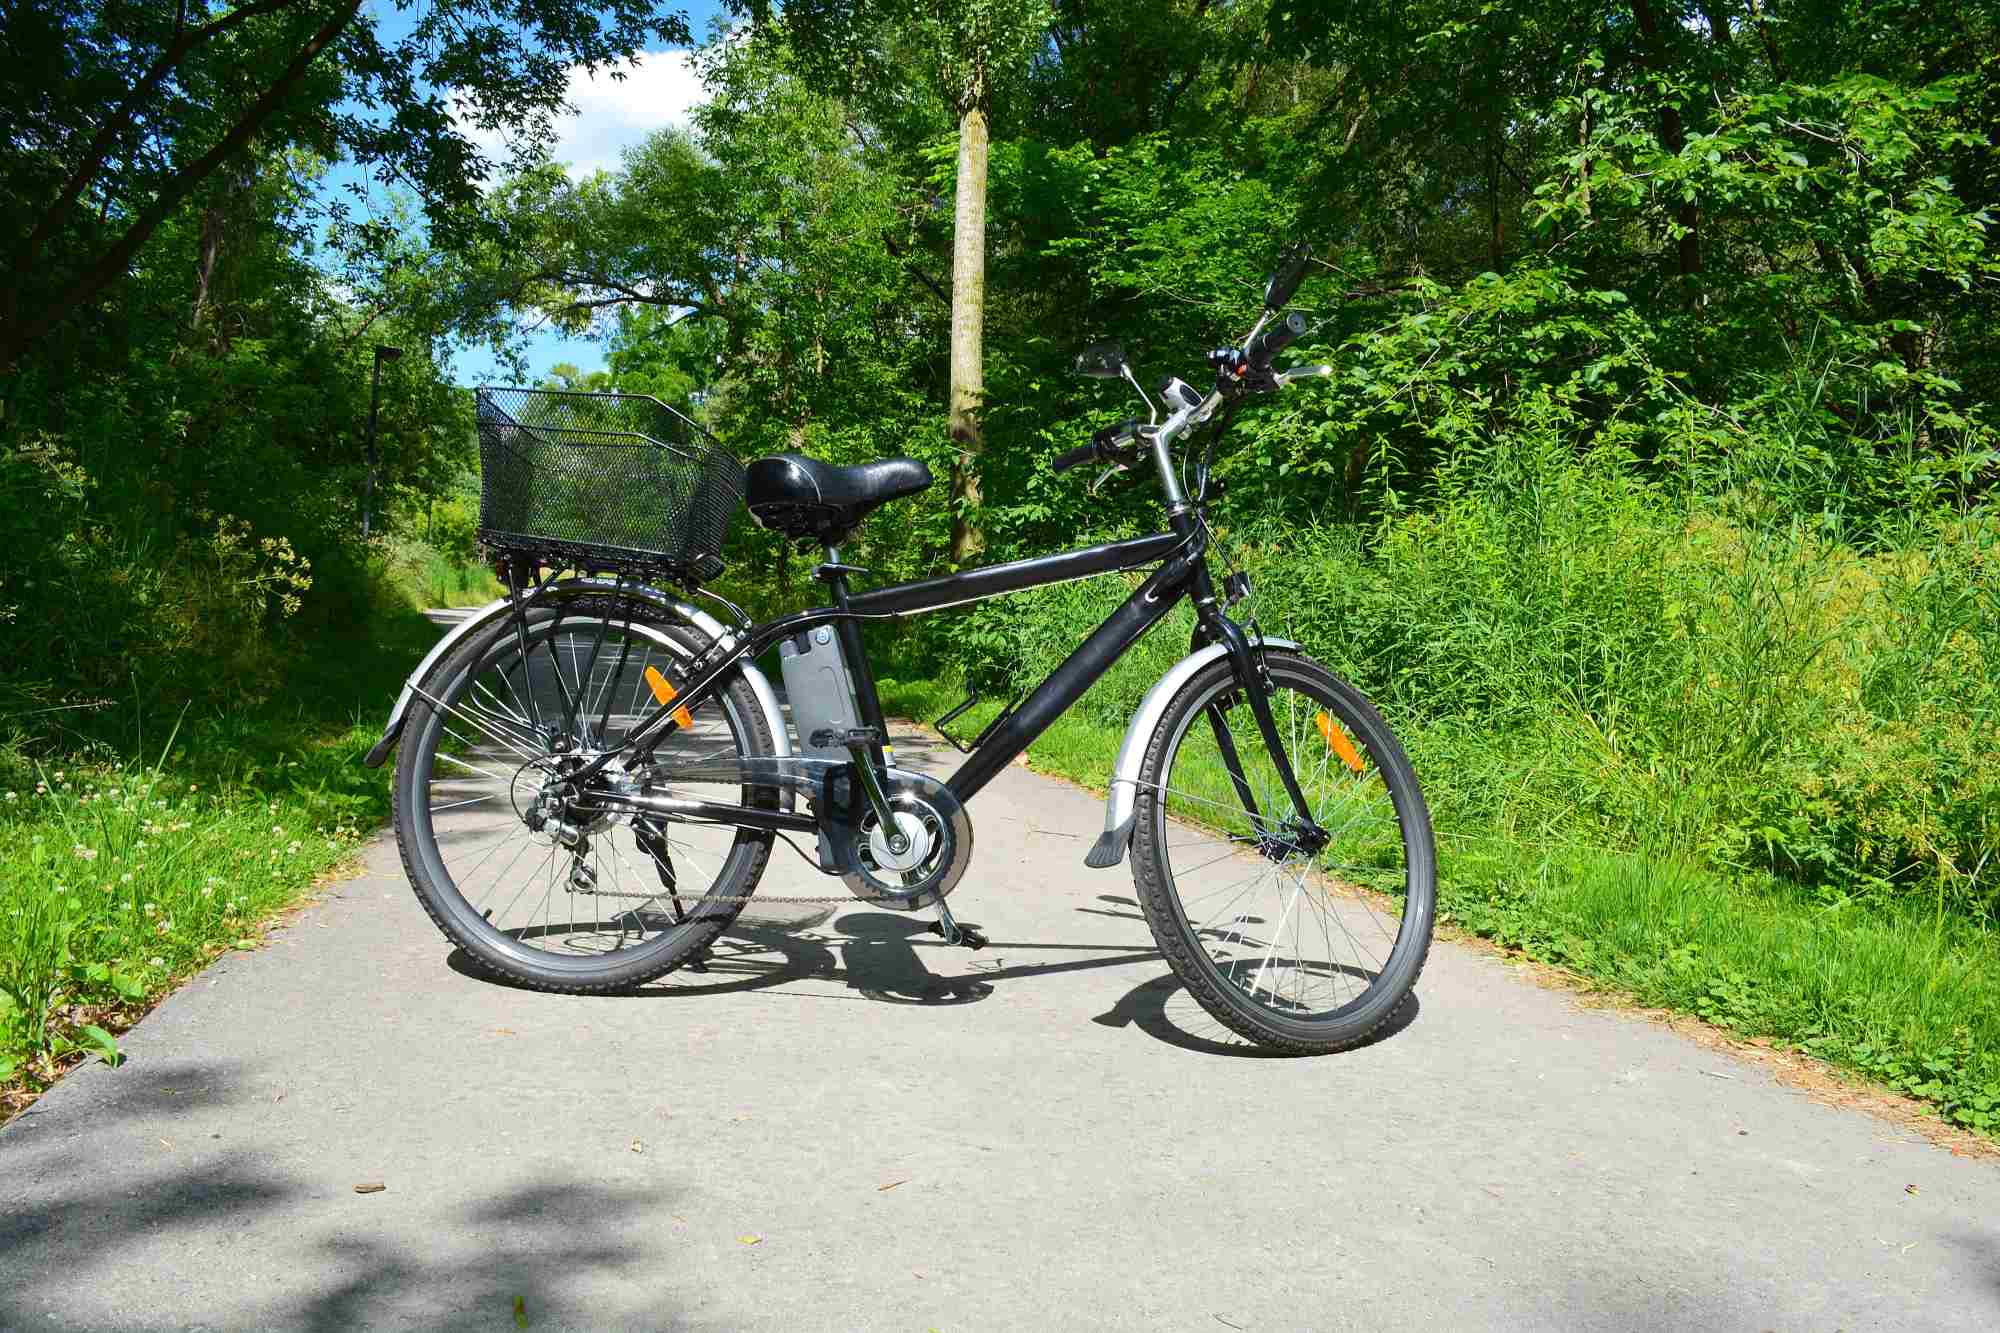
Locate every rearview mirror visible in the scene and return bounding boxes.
[1263,244,1311,310]
[1074,340,1129,380]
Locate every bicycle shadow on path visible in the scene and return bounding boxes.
[445,899,1422,1058]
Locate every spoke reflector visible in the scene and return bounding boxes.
[1316,711,1365,774]
[643,666,695,729]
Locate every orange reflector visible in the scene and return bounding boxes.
[1316,711,1366,774]
[643,666,694,729]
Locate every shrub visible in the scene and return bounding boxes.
[913,442,1998,920]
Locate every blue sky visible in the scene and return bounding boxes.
[328,1,729,385]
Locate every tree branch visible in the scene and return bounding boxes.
[0,0,364,371]
[881,229,949,305]
[13,0,310,285]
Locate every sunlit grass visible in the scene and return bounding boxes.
[380,536,504,610]
[0,742,377,1083]
[0,603,435,1113]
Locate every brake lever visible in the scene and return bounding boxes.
[1087,464,1125,498]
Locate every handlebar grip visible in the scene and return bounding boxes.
[1052,442,1100,473]
[1055,419,1142,473]
[1247,311,1308,366]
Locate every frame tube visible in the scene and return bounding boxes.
[845,532,1182,618]
[585,532,1185,781]
[598,793,818,834]
[945,552,1197,802]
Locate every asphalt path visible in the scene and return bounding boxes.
[3,627,1997,1329]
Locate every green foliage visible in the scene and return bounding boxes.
[0,600,435,1104]
[1430,846,2000,1134]
[0,740,382,1096]
[942,442,1997,921]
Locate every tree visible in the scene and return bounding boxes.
[0,0,691,372]
[732,1,1050,561]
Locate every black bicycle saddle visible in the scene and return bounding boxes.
[745,453,933,544]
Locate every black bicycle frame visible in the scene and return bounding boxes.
[558,528,1206,826]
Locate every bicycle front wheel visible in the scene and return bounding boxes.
[392,603,779,992]
[1129,649,1435,1053]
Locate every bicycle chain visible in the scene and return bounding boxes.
[575,881,908,908]
[595,888,902,906]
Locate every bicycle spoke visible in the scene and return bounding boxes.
[412,614,771,970]
[1145,663,1419,1028]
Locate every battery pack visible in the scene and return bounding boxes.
[778,628,862,762]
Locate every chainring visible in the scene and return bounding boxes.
[836,770,973,912]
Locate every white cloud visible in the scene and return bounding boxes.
[458,49,706,182]
[553,49,706,178]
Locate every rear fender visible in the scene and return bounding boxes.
[360,579,790,776]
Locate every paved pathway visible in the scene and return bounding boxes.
[4,721,1997,1329]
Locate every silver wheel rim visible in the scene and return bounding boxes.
[414,618,757,964]
[1147,668,1414,1021]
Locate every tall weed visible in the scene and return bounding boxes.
[925,444,1997,919]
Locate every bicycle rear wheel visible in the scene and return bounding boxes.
[1129,649,1435,1052]
[392,603,779,992]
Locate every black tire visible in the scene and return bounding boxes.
[1129,649,1435,1053]
[392,601,778,992]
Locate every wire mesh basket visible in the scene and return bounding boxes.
[475,387,745,583]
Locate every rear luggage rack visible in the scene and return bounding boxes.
[475,387,745,584]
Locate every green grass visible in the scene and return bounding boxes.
[879,673,2000,1137]
[380,536,504,610]
[0,604,437,1108]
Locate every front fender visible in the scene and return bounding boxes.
[360,578,790,773]
[1083,637,1299,869]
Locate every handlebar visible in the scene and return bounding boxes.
[1053,418,1142,473]
[1247,311,1307,367]
[1059,247,1328,485]
[1051,442,1099,473]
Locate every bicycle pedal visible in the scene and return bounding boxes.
[926,919,988,950]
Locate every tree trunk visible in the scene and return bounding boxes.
[190,162,255,348]
[190,199,225,335]
[947,102,989,565]
[1698,0,1734,48]
[1578,84,1593,217]
[1630,0,1701,280]
[1488,137,1504,271]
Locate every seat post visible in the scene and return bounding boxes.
[816,545,892,768]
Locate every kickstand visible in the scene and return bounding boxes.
[927,900,987,950]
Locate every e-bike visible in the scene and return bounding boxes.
[364,247,1435,1052]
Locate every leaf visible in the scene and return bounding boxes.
[514,1295,529,1329]
[354,1182,386,1194]
[737,1234,763,1245]
[80,1025,123,1068]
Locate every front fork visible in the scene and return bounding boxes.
[1191,586,1329,857]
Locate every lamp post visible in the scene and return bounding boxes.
[361,344,404,537]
